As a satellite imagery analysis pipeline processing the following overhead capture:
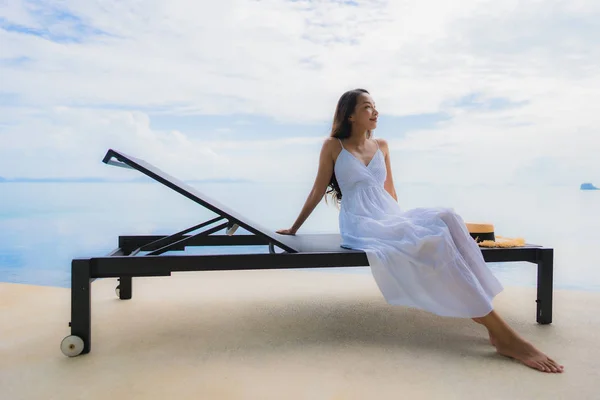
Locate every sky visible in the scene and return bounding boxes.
[0,0,599,185]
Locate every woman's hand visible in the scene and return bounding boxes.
[276,228,297,235]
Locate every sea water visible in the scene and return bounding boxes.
[0,181,598,291]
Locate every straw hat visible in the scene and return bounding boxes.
[465,222,526,248]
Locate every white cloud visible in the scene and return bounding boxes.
[0,0,599,184]
[0,105,327,182]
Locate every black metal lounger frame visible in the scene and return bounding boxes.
[60,149,554,357]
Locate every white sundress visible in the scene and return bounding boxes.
[335,138,503,318]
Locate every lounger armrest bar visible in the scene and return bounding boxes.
[139,217,226,252]
[146,222,230,256]
[118,234,269,252]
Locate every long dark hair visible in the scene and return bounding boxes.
[325,88,373,206]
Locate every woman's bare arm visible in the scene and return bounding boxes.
[378,138,398,202]
[277,138,336,235]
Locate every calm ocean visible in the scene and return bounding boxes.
[0,181,598,291]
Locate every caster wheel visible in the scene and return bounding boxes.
[115,285,120,298]
[60,335,84,357]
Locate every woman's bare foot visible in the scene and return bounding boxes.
[476,310,564,373]
[495,337,564,373]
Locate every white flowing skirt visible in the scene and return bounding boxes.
[339,185,503,318]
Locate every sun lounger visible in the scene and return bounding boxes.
[60,149,554,357]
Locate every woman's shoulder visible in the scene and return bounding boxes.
[323,136,343,149]
[321,137,344,160]
[374,137,389,148]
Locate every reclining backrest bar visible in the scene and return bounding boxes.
[102,149,301,253]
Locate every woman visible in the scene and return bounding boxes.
[276,88,563,373]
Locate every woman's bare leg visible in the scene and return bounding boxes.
[473,317,496,346]
[474,310,564,373]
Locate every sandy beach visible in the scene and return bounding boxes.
[1,269,598,399]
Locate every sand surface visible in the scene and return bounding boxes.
[1,270,597,399]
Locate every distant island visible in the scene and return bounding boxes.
[580,182,599,190]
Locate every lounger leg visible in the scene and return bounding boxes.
[117,276,132,300]
[70,259,92,354]
[536,249,553,324]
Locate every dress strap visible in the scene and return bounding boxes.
[373,138,380,150]
[337,138,345,150]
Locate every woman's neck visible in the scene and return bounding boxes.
[345,129,370,147]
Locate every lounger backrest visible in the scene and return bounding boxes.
[103,149,321,253]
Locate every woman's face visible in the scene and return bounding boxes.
[350,93,378,131]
